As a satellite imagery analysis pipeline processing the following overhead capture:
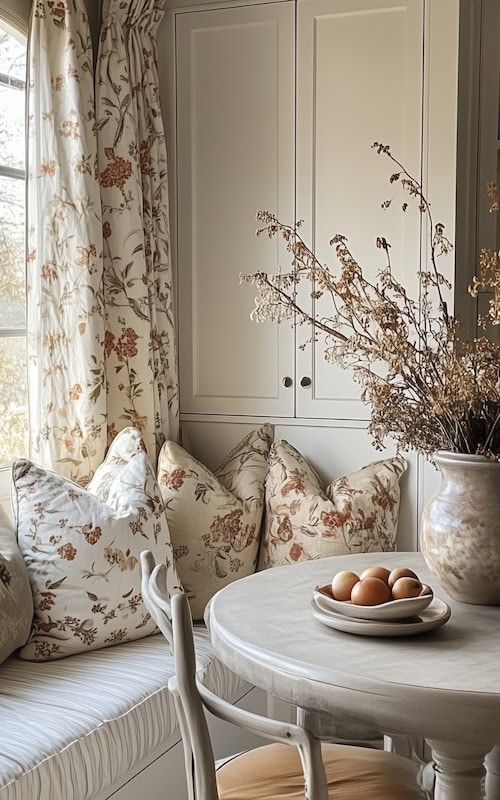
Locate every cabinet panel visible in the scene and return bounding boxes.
[176,3,295,416]
[295,0,424,419]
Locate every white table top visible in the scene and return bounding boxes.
[208,552,500,746]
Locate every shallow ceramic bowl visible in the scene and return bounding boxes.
[313,584,434,621]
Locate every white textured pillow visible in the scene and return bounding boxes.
[13,427,181,661]
[259,441,407,569]
[158,424,273,619]
[0,507,33,664]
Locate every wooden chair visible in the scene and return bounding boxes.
[140,551,425,800]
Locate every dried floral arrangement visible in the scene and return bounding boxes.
[241,143,500,461]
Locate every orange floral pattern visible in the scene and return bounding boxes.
[258,441,407,569]
[157,424,273,620]
[27,0,106,485]
[14,428,182,661]
[0,510,33,665]
[96,0,178,458]
[27,0,179,485]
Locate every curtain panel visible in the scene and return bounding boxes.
[27,0,106,485]
[96,0,179,459]
[27,0,179,483]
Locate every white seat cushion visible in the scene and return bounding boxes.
[0,627,249,800]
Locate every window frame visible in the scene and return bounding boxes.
[0,9,28,506]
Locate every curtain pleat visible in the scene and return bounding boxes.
[26,0,179,481]
[96,0,179,460]
[26,0,106,485]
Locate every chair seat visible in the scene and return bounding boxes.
[216,742,423,800]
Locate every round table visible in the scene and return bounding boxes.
[208,552,500,800]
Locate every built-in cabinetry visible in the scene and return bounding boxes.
[175,1,295,417]
[159,0,470,551]
[172,0,459,422]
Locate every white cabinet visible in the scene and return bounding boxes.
[171,0,459,422]
[176,2,296,417]
[295,0,424,419]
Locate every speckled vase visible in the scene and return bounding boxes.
[421,451,500,605]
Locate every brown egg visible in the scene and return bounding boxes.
[351,577,391,606]
[387,566,419,589]
[359,566,391,584]
[331,570,360,601]
[391,576,423,600]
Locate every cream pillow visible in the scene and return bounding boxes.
[13,427,181,661]
[157,424,273,619]
[259,441,407,569]
[0,506,33,663]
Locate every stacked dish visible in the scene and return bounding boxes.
[311,584,451,637]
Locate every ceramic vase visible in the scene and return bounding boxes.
[420,451,500,605]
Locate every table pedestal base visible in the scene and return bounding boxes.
[485,746,500,800]
[428,740,488,800]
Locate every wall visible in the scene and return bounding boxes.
[0,0,30,28]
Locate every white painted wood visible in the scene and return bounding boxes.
[0,0,30,30]
[485,746,500,800]
[420,0,459,317]
[91,687,268,800]
[295,0,424,420]
[147,573,330,800]
[477,0,500,260]
[209,551,500,800]
[427,740,488,800]
[176,2,295,416]
[180,417,419,551]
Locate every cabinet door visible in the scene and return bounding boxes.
[176,2,295,417]
[295,0,424,420]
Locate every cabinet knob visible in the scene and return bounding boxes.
[282,376,293,388]
[300,376,312,387]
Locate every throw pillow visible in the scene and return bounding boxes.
[157,423,273,619]
[13,427,182,661]
[0,506,33,664]
[259,441,407,569]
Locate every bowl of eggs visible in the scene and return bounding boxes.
[314,566,434,621]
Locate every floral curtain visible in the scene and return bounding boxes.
[27,0,179,482]
[96,0,179,458]
[27,0,106,485]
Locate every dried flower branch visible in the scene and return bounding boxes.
[241,143,500,461]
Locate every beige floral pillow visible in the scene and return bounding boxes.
[13,427,182,661]
[0,507,33,664]
[259,441,407,569]
[158,424,273,619]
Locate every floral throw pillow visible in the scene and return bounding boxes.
[258,441,407,569]
[0,507,33,665]
[13,427,182,661]
[157,424,273,619]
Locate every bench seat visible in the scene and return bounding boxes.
[0,628,249,800]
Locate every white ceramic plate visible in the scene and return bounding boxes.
[311,596,451,637]
[313,584,434,621]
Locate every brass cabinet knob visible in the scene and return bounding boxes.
[282,376,293,388]
[300,376,312,387]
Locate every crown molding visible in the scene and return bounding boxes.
[0,0,30,33]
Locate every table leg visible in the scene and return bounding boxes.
[427,740,488,800]
[485,746,500,799]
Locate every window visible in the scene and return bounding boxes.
[0,19,27,475]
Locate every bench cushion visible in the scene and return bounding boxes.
[0,628,249,800]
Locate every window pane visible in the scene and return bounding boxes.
[0,174,25,328]
[0,29,25,83]
[0,335,28,465]
[0,82,25,170]
[0,22,27,469]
